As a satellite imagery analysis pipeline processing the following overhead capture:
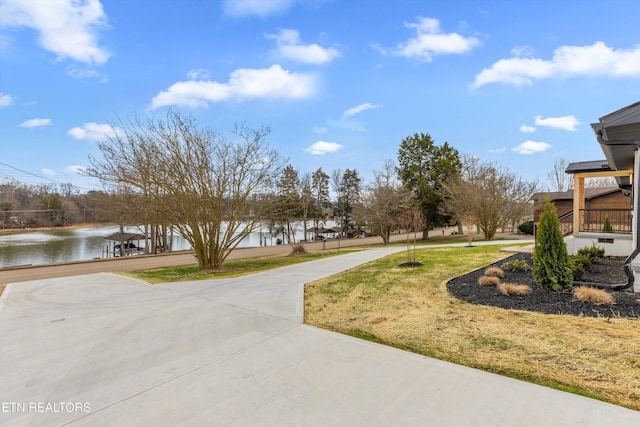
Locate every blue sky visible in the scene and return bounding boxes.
[1,0,639,192]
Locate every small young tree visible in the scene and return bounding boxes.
[399,205,423,263]
[533,199,573,291]
[602,215,613,232]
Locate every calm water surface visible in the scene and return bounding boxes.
[0,225,278,269]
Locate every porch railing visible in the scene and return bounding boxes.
[558,210,573,235]
[579,208,632,233]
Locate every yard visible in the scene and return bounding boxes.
[304,244,640,411]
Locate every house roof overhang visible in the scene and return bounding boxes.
[591,101,640,173]
[565,160,612,174]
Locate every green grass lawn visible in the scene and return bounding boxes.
[121,248,357,283]
[304,244,640,411]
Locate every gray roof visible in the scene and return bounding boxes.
[565,160,611,174]
[591,101,640,172]
[532,187,622,202]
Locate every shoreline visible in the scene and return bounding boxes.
[0,223,116,235]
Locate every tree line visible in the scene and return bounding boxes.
[2,111,543,270]
[0,179,119,228]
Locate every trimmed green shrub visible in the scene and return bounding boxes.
[571,254,593,270]
[602,215,613,233]
[590,245,605,258]
[501,259,532,272]
[533,199,573,291]
[568,255,591,280]
[518,220,534,235]
[578,244,605,260]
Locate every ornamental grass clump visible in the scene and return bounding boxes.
[573,286,615,305]
[497,282,532,296]
[533,199,573,291]
[484,266,504,278]
[478,275,500,286]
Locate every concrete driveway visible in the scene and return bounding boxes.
[1,246,638,426]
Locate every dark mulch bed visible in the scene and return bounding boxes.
[446,253,640,318]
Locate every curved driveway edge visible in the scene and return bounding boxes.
[1,245,638,426]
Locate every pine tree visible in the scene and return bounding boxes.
[602,215,613,233]
[533,199,573,291]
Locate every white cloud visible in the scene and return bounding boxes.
[20,118,51,128]
[66,65,107,81]
[342,103,380,119]
[265,28,340,65]
[0,92,13,107]
[68,122,116,141]
[489,147,506,153]
[0,0,110,65]
[472,42,640,88]
[520,125,536,133]
[41,168,55,176]
[151,64,317,109]
[223,0,296,18]
[512,140,551,154]
[379,17,480,61]
[186,68,211,80]
[510,45,535,57]
[64,165,87,175]
[312,126,328,134]
[534,115,581,131]
[304,141,343,155]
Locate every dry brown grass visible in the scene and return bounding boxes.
[304,246,640,411]
[478,275,500,286]
[574,287,615,305]
[484,266,504,278]
[497,282,532,296]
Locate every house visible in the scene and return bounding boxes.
[532,187,630,221]
[568,101,640,292]
[532,187,631,235]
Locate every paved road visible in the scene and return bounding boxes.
[0,243,637,426]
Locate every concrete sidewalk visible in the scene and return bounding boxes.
[1,245,638,426]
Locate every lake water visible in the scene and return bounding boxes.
[0,224,291,269]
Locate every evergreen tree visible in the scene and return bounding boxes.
[397,132,461,239]
[533,199,573,291]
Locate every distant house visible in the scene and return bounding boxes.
[531,187,630,223]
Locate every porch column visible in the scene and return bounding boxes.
[573,174,585,233]
[634,152,639,251]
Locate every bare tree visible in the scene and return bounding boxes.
[353,160,412,245]
[546,158,573,192]
[88,111,283,270]
[444,155,539,240]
